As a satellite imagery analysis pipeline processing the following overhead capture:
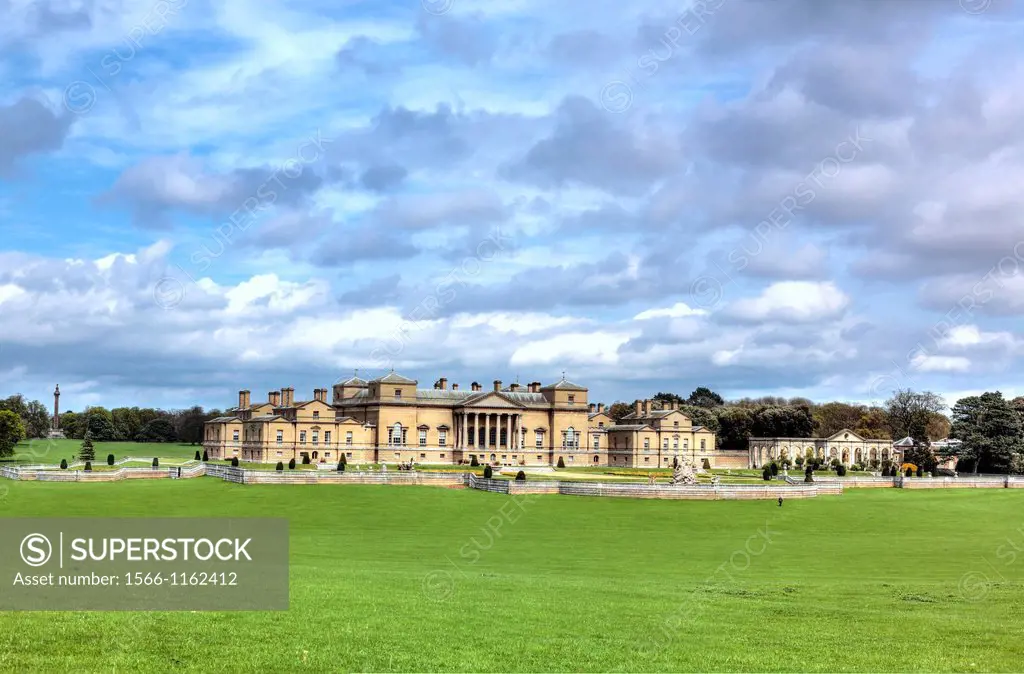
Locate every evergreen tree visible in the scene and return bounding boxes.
[79,431,95,462]
[951,392,1024,474]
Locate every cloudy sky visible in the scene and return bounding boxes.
[1,0,1023,412]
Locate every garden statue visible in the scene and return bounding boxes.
[670,461,698,486]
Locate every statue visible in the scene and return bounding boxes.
[670,461,698,486]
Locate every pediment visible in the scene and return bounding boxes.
[461,392,525,409]
[826,429,865,442]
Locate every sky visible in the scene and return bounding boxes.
[1,0,1024,413]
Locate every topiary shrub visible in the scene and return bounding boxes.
[836,464,847,477]
[470,456,479,467]
[107,453,115,466]
[804,465,814,483]
[84,461,92,472]
[152,457,159,468]
[202,450,209,462]
[340,454,347,468]
[516,470,526,481]
[795,456,804,467]
[702,458,711,470]
[276,461,284,471]
[905,467,913,477]
[762,466,772,481]
[302,453,311,465]
[194,450,201,461]
[916,466,923,477]
[770,462,778,476]
[289,458,296,470]
[60,459,68,470]
[483,465,493,479]
[231,457,239,467]
[557,457,565,468]
[337,460,345,472]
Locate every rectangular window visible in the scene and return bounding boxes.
[536,455,542,461]
[312,431,319,446]
[276,431,283,445]
[394,389,402,400]
[440,453,445,459]
[663,438,668,449]
[419,430,427,446]
[644,438,650,449]
[394,452,400,459]
[300,431,306,444]
[276,451,282,456]
[568,394,575,404]
[568,455,574,463]
[673,438,679,449]
[598,421,604,428]
[593,436,599,450]
[644,457,649,464]
[439,430,447,447]
[701,439,706,450]
[420,453,426,459]
[346,431,353,445]
[325,431,331,444]
[346,452,352,459]
[325,452,330,458]
[535,431,543,448]
[684,440,689,450]
[674,420,678,428]
[313,411,319,420]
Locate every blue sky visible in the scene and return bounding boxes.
[2,0,1024,412]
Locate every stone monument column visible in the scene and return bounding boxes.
[48,384,66,439]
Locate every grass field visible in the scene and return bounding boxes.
[1,482,1022,672]
[5,439,203,465]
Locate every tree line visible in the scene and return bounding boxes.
[603,387,1024,474]
[0,393,224,457]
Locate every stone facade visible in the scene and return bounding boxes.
[203,376,726,469]
[747,429,900,468]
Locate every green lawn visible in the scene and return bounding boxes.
[5,439,203,465]
[0,483,1022,671]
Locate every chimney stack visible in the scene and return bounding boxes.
[510,383,520,392]
[452,383,459,391]
[643,399,651,415]
[439,377,448,390]
[281,387,294,407]
[589,403,596,413]
[493,380,502,392]
[270,391,281,407]
[634,400,642,416]
[598,403,605,413]
[531,381,541,393]
[313,388,326,403]
[238,390,250,410]
[472,382,481,392]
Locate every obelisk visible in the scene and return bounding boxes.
[48,384,66,439]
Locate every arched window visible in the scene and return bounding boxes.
[564,427,576,448]
[389,423,404,446]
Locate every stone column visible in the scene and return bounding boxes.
[461,411,467,449]
[484,413,490,452]
[506,414,512,451]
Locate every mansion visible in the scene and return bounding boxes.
[203,374,745,469]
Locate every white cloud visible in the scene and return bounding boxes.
[726,281,850,322]
[633,302,706,320]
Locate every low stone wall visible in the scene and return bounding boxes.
[712,451,752,470]
[466,475,837,500]
[900,476,1009,489]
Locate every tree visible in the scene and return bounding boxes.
[337,459,345,472]
[950,392,1024,474]
[0,410,26,458]
[677,405,720,432]
[557,457,565,468]
[276,461,284,471]
[301,453,311,465]
[84,409,119,442]
[854,407,891,440]
[289,458,296,470]
[340,454,347,468]
[762,466,772,481]
[813,402,865,437]
[79,431,95,462]
[483,465,493,479]
[22,400,51,438]
[152,457,159,467]
[231,457,239,467]
[804,465,814,483]
[84,461,92,471]
[715,407,754,450]
[686,387,724,408]
[107,453,115,466]
[194,450,201,461]
[885,389,944,471]
[516,470,526,481]
[136,418,177,443]
[606,402,633,422]
[60,458,68,469]
[926,412,952,441]
[470,456,479,467]
[202,450,209,462]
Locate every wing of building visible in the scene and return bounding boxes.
[203,376,733,468]
[748,429,902,468]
